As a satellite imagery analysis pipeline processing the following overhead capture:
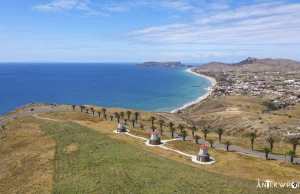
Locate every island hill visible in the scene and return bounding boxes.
[200,57,300,72]
[136,61,193,67]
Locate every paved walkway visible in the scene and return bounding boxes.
[113,130,215,165]
[0,106,298,163]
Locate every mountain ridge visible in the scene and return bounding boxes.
[200,57,300,72]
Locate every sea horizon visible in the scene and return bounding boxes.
[0,63,210,115]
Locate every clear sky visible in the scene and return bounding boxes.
[1,0,300,63]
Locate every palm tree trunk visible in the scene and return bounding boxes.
[270,144,273,153]
[291,156,294,164]
[251,140,254,151]
[183,137,185,141]
[219,135,221,143]
[226,145,229,151]
[171,132,174,138]
[293,144,297,153]
[192,131,194,137]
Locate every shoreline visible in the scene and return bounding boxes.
[170,68,216,113]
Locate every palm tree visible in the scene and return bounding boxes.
[288,150,296,164]
[150,116,156,128]
[177,124,185,134]
[182,130,187,141]
[264,147,270,160]
[97,111,101,117]
[208,139,214,148]
[189,126,198,137]
[216,128,224,143]
[169,121,174,129]
[101,108,107,115]
[109,115,113,121]
[248,132,257,151]
[151,126,156,132]
[266,136,276,153]
[202,127,210,140]
[288,137,299,153]
[126,111,132,120]
[120,112,125,119]
[104,114,107,119]
[160,127,164,135]
[158,119,165,132]
[114,112,120,123]
[225,141,231,151]
[85,108,89,114]
[194,135,200,144]
[91,107,95,115]
[80,105,85,112]
[131,119,136,127]
[134,112,140,122]
[169,122,175,138]
[72,105,76,111]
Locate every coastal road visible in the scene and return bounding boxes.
[0,106,298,163]
[128,121,299,163]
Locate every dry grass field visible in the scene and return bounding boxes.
[1,110,299,193]
[41,121,292,193]
[0,116,54,194]
[165,140,300,182]
[182,95,300,155]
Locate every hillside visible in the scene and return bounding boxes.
[200,57,300,72]
[1,110,299,193]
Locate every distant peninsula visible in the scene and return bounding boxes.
[136,61,193,68]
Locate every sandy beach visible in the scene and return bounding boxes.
[186,68,217,86]
[170,68,217,113]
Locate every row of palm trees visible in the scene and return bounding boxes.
[72,105,299,164]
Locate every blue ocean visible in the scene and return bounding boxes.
[0,63,211,115]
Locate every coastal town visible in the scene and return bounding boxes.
[193,59,300,111]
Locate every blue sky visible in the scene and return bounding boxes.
[1,0,300,63]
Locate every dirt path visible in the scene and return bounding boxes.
[32,114,60,121]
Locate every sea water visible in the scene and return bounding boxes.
[0,63,211,115]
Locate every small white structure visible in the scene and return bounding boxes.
[149,131,161,145]
[117,121,126,132]
[197,145,211,162]
[285,80,295,84]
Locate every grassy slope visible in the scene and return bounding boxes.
[42,121,287,194]
[165,140,300,182]
[183,96,300,155]
[38,111,300,182]
[0,116,54,194]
